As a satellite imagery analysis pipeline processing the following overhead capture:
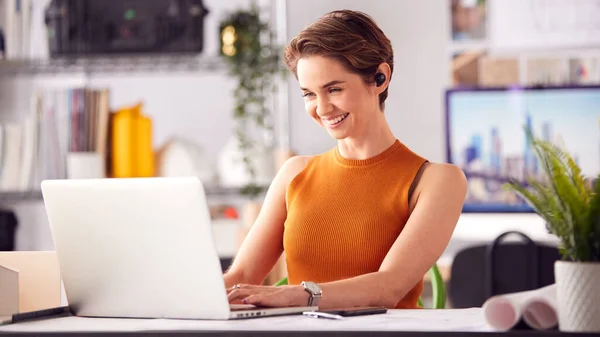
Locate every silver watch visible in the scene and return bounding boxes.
[301,281,322,307]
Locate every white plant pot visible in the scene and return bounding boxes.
[555,261,600,332]
[217,136,275,188]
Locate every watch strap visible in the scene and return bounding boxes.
[308,292,322,307]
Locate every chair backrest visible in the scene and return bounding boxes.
[274,263,446,309]
[426,264,446,309]
[448,231,561,308]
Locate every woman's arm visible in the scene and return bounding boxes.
[317,163,467,308]
[229,163,467,309]
[223,156,311,289]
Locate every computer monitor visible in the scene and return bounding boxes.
[445,85,600,213]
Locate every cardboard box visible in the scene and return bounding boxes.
[478,57,520,87]
[452,51,484,86]
[0,251,61,316]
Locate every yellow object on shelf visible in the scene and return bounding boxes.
[111,103,155,178]
[136,114,155,177]
[111,106,135,178]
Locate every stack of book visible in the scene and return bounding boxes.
[0,87,110,192]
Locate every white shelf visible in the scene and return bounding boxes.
[0,55,227,76]
[449,40,490,55]
[0,191,43,202]
[0,184,266,203]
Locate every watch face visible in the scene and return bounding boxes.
[305,282,321,295]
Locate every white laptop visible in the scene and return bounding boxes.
[41,176,316,320]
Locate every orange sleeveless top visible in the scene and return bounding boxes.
[283,140,427,309]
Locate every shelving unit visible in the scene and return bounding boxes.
[204,184,267,198]
[449,0,600,88]
[0,191,43,202]
[0,54,227,76]
[0,0,290,201]
[0,0,288,255]
[0,184,265,203]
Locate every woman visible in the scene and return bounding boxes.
[224,9,467,310]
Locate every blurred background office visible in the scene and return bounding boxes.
[0,0,599,308]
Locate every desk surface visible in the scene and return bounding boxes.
[0,308,586,336]
[0,329,583,336]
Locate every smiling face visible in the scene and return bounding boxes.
[297,56,381,140]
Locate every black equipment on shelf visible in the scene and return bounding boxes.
[44,0,209,56]
[0,210,18,251]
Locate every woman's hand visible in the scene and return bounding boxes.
[227,284,310,307]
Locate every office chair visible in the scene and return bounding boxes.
[448,230,561,308]
[274,264,447,309]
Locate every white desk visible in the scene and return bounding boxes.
[0,308,488,333]
[0,308,578,336]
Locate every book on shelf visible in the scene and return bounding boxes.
[0,86,111,193]
[0,0,49,61]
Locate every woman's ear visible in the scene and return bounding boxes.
[373,62,391,93]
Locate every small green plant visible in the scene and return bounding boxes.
[504,127,600,262]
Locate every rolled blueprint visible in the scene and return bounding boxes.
[483,284,557,331]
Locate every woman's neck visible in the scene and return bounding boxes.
[336,114,397,160]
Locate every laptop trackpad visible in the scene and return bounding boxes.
[230,304,261,311]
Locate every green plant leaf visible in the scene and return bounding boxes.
[503,125,599,262]
[588,175,600,261]
[536,141,591,260]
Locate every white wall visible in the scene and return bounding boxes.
[1,0,553,255]
[284,0,451,162]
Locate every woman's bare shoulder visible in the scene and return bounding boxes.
[409,162,467,212]
[419,162,466,190]
[278,155,313,184]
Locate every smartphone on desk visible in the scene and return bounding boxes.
[318,307,387,317]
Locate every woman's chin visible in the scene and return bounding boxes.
[325,128,351,140]
[322,118,351,139]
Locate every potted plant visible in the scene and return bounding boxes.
[217,3,284,200]
[504,127,600,332]
[217,5,289,282]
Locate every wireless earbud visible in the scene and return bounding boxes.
[374,73,386,87]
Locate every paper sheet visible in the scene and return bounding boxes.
[0,308,491,333]
[483,284,557,331]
